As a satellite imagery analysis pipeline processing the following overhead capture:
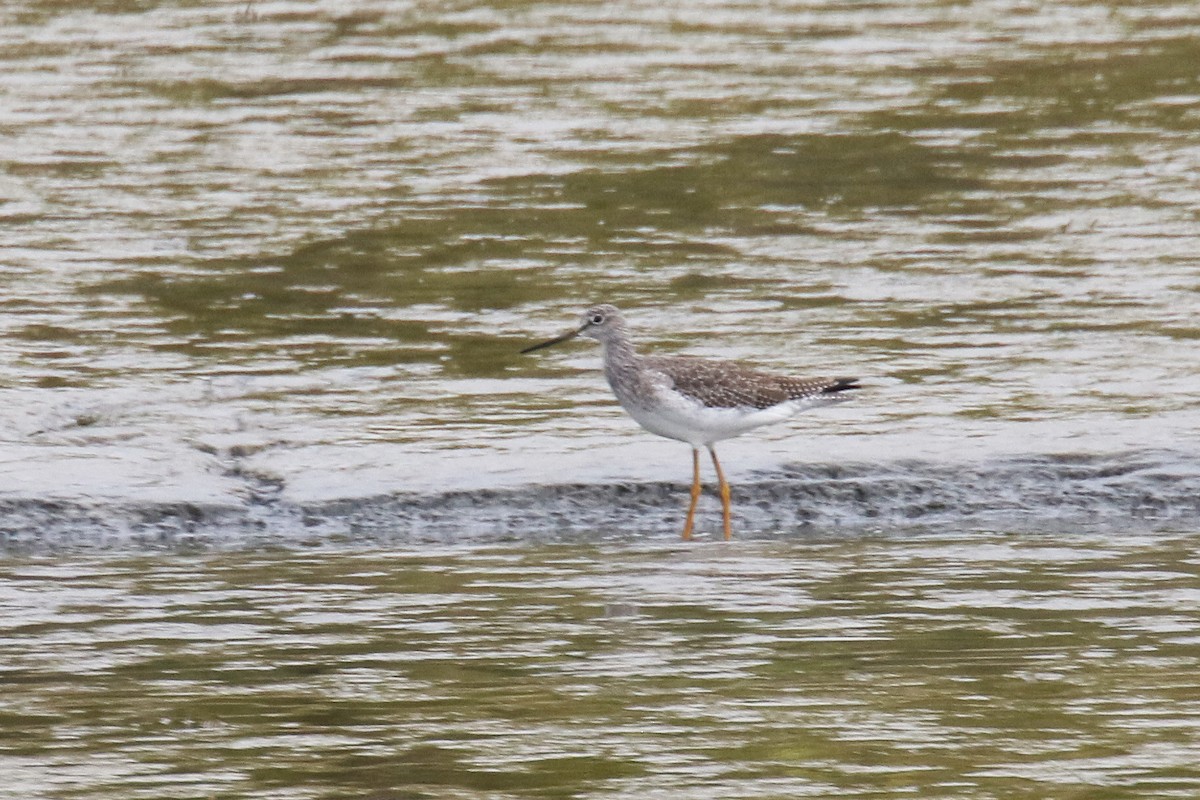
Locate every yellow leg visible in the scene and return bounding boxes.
[681,447,702,540]
[708,445,732,540]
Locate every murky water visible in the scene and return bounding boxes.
[2,3,1200,792]
[1,0,1198,539]
[3,532,1199,799]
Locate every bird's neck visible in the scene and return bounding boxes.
[600,335,639,380]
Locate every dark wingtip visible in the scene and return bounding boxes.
[822,377,861,394]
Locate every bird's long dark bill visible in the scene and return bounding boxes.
[520,326,583,354]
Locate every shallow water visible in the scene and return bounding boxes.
[3,531,1199,799]
[1,0,1199,543]
[4,3,1200,796]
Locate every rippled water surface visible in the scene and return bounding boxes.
[4,3,1199,795]
[3,531,1199,799]
[2,0,1199,531]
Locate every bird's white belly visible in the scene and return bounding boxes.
[618,391,818,447]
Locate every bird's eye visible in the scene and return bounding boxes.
[590,314,604,324]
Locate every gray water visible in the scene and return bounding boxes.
[2,3,1200,796]
[1,0,1198,543]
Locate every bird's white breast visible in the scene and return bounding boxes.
[618,388,828,447]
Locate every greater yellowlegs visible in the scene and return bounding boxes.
[521,304,859,540]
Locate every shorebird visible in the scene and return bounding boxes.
[521,304,859,539]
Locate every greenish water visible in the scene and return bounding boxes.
[2,1,1200,793]
[2,0,1199,505]
[3,531,1199,798]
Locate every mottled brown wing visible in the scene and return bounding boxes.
[645,356,859,410]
